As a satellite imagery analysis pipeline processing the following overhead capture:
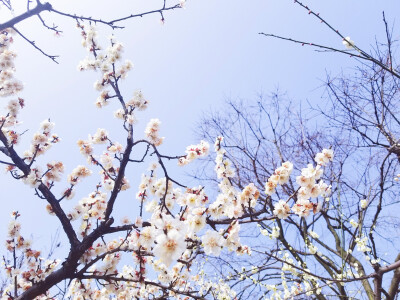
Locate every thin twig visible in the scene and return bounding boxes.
[12,26,59,63]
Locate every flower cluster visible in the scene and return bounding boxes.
[178,140,210,166]
[0,29,23,97]
[125,138,251,269]
[77,24,134,114]
[113,90,148,124]
[145,118,164,146]
[43,161,64,185]
[214,136,235,179]
[2,213,60,298]
[264,161,293,195]
[1,98,24,148]
[260,224,280,239]
[355,235,371,253]
[76,128,131,192]
[21,167,42,188]
[23,120,60,163]
[271,149,333,219]
[207,137,261,223]
[273,200,290,219]
[314,148,334,166]
[67,165,92,185]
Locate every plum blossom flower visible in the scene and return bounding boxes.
[22,168,41,188]
[91,128,108,144]
[292,199,313,218]
[178,140,210,166]
[273,200,290,219]
[360,199,368,209]
[145,119,164,146]
[44,161,64,183]
[315,148,334,166]
[68,165,92,185]
[202,230,224,256]
[154,229,185,266]
[342,36,355,49]
[264,161,293,196]
[139,226,155,249]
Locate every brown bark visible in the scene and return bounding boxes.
[387,253,400,300]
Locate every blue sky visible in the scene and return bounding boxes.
[1,0,399,260]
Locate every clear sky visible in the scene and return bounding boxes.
[1,0,399,258]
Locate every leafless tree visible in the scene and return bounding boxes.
[196,3,400,299]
